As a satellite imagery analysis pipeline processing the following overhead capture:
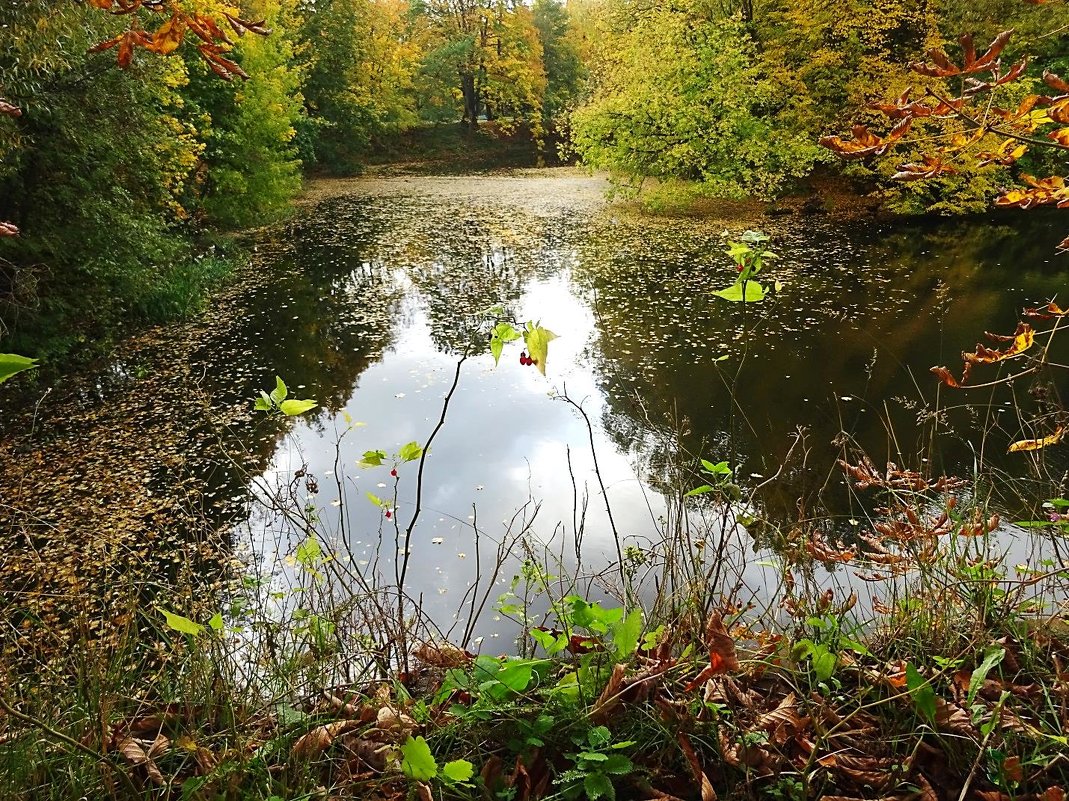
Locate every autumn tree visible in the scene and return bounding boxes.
[570,0,822,198]
[418,0,546,132]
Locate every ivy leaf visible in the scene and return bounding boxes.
[399,442,424,462]
[400,736,438,781]
[161,609,203,637]
[208,612,224,632]
[524,324,558,376]
[279,399,317,416]
[295,536,323,567]
[0,353,38,384]
[270,376,288,405]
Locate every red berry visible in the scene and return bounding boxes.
[390,468,398,478]
[520,351,528,365]
[737,264,744,272]
[385,510,392,519]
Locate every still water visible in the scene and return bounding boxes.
[172,170,1069,641]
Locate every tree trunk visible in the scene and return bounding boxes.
[461,72,479,128]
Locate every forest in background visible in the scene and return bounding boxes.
[3,0,1069,362]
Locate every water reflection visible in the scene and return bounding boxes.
[227,182,1069,642]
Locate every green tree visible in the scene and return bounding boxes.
[533,0,584,132]
[188,0,305,227]
[571,1,822,198]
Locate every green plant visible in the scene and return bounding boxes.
[254,375,318,416]
[554,725,636,801]
[712,229,780,303]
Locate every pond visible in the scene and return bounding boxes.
[3,168,1068,647]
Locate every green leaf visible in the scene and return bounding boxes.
[700,460,732,476]
[524,324,558,376]
[254,392,273,412]
[531,627,569,655]
[295,536,323,567]
[601,754,634,775]
[495,660,535,693]
[906,662,936,723]
[580,751,609,762]
[161,609,203,637]
[611,608,642,660]
[812,646,836,681]
[0,353,38,385]
[360,450,387,468]
[490,322,522,366]
[270,376,288,405]
[366,491,384,507]
[279,399,317,416]
[400,736,437,781]
[713,280,766,302]
[441,759,474,783]
[685,484,716,497]
[584,772,615,801]
[208,612,224,632]
[399,441,424,462]
[968,647,1006,704]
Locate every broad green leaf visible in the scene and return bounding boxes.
[490,322,522,366]
[400,736,437,781]
[441,759,474,783]
[254,393,272,412]
[399,441,424,462]
[495,660,535,693]
[906,662,936,722]
[812,646,836,681]
[584,773,614,801]
[968,647,1005,704]
[580,751,609,762]
[295,536,323,567]
[524,324,558,376]
[161,609,203,637]
[700,460,732,476]
[531,627,569,655]
[366,491,384,507]
[611,608,642,660]
[279,399,317,416]
[589,726,612,747]
[602,754,634,774]
[208,612,224,632]
[713,280,765,302]
[685,484,716,497]
[270,376,288,405]
[360,450,387,467]
[0,354,37,385]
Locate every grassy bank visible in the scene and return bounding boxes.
[1,477,1067,801]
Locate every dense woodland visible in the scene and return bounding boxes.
[1,0,1069,359]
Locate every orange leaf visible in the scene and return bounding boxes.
[1008,426,1065,453]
